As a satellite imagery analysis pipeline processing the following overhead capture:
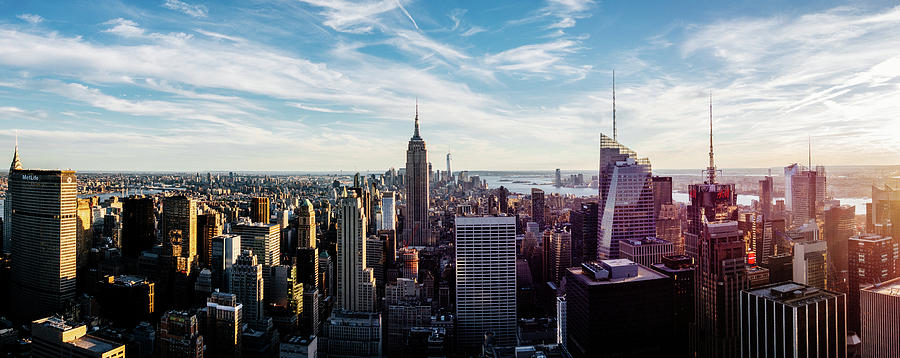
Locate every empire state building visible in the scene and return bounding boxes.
[404,106,430,246]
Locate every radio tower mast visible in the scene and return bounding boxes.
[706,91,716,184]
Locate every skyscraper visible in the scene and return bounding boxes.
[651,176,673,219]
[531,188,546,230]
[122,195,156,259]
[684,102,738,261]
[75,198,92,277]
[847,234,898,334]
[547,227,572,285]
[197,211,222,268]
[204,291,243,358]
[446,151,452,181]
[378,191,396,232]
[404,106,430,246]
[158,310,205,358]
[232,222,281,267]
[823,205,855,292]
[565,260,673,358]
[454,216,517,351]
[321,311,382,358]
[695,220,748,357]
[596,134,655,260]
[792,239,827,289]
[570,201,598,266]
[231,249,265,327]
[784,163,801,212]
[211,234,241,291]
[740,282,846,357]
[336,193,376,312]
[790,169,821,225]
[650,255,696,358]
[250,197,270,224]
[8,147,77,321]
[296,199,316,249]
[860,277,900,357]
[759,176,774,219]
[162,195,198,262]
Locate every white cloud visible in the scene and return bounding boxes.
[162,0,208,18]
[298,0,401,34]
[460,26,485,37]
[17,14,43,25]
[103,18,145,38]
[484,40,590,79]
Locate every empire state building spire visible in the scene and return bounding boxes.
[412,100,421,140]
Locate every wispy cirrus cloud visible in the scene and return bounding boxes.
[16,14,43,25]
[163,0,208,18]
[484,40,591,79]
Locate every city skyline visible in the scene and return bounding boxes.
[1,1,900,171]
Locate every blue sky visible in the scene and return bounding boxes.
[1,0,899,171]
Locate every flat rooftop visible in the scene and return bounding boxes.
[863,277,900,297]
[621,237,672,246]
[568,263,667,286]
[745,282,841,307]
[71,336,122,353]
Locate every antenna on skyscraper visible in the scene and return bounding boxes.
[706,90,716,184]
[612,70,616,141]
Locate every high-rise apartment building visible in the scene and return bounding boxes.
[121,195,156,259]
[455,216,517,351]
[740,282,846,358]
[548,228,572,285]
[8,148,77,321]
[162,195,198,262]
[404,108,430,246]
[565,260,673,358]
[231,250,265,327]
[296,199,316,249]
[336,193,376,312]
[860,277,900,357]
[204,291,242,358]
[695,220,748,357]
[597,134,655,260]
[250,197,270,224]
[531,188,545,230]
[792,239,827,289]
[847,234,899,333]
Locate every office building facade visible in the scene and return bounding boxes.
[454,216,517,351]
